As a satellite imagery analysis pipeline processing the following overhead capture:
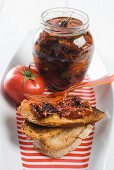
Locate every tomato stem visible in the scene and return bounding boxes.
[16,65,39,85]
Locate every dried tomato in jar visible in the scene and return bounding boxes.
[33,7,94,91]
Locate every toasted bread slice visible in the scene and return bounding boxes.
[22,120,93,158]
[18,99,105,127]
[21,120,84,140]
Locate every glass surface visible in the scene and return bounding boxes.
[33,8,94,91]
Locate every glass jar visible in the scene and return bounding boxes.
[33,7,94,91]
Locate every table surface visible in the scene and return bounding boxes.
[0,0,114,169]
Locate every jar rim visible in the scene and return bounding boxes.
[41,7,89,35]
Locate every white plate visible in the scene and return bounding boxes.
[0,29,113,170]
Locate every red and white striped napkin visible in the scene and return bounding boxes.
[16,76,96,170]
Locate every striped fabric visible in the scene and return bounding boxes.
[16,76,96,170]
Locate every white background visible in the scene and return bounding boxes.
[0,0,114,169]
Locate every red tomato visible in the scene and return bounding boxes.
[4,65,45,104]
